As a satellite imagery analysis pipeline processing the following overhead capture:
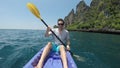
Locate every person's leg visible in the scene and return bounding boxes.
[35,42,52,68]
[59,45,68,68]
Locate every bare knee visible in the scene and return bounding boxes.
[47,42,52,45]
[60,45,66,52]
[46,42,52,48]
[60,45,67,57]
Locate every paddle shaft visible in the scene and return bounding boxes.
[40,19,66,46]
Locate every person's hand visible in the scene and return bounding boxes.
[47,27,51,31]
[66,45,70,51]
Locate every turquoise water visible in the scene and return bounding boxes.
[0,29,120,68]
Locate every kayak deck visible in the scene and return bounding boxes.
[23,48,77,68]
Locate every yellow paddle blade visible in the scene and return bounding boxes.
[27,3,41,19]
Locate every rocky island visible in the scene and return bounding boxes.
[63,0,120,34]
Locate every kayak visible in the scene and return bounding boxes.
[23,47,77,68]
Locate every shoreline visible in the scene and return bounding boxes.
[68,29,120,35]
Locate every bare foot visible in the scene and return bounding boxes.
[34,66,37,68]
[34,65,42,68]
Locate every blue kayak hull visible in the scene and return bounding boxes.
[23,48,77,68]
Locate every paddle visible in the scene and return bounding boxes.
[27,2,74,56]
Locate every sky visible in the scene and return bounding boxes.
[0,0,92,30]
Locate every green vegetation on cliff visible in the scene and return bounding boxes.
[65,0,120,31]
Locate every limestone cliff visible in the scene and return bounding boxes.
[64,0,120,32]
